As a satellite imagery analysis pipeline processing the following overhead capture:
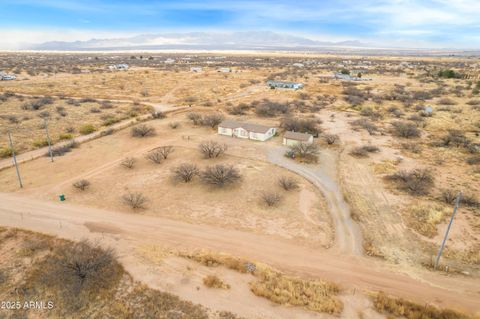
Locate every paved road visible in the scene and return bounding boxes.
[0,192,478,314]
[267,147,363,256]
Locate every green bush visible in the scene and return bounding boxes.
[0,147,13,158]
[79,124,96,135]
[33,138,49,148]
[59,133,74,140]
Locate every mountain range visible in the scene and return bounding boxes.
[27,31,369,51]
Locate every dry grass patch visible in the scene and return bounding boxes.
[203,275,230,289]
[372,291,471,319]
[178,251,343,315]
[404,204,449,238]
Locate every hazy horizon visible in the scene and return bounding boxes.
[1,0,480,50]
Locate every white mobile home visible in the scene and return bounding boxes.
[218,120,276,142]
[267,80,304,90]
[283,131,314,146]
[190,67,203,73]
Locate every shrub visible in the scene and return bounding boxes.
[0,147,13,158]
[281,117,321,136]
[350,145,380,157]
[59,133,74,140]
[466,155,480,165]
[440,130,470,148]
[73,179,90,191]
[201,164,241,187]
[50,141,78,156]
[39,240,121,311]
[401,143,422,154]
[261,192,282,207]
[440,189,457,204]
[187,112,202,125]
[131,124,155,137]
[151,111,166,119]
[79,124,96,135]
[145,150,163,164]
[121,157,135,169]
[278,176,299,191]
[199,141,227,158]
[201,113,224,128]
[391,121,420,138]
[169,122,180,129]
[173,163,199,182]
[203,275,230,289]
[255,100,290,117]
[122,192,148,209]
[289,142,320,158]
[155,145,174,159]
[324,134,339,145]
[351,118,378,135]
[386,169,434,195]
[33,138,49,148]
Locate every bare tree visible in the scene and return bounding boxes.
[201,113,224,128]
[187,112,202,125]
[199,141,228,158]
[201,164,241,187]
[121,157,136,169]
[122,192,148,209]
[40,240,120,310]
[131,124,156,137]
[173,163,199,182]
[261,192,282,207]
[73,179,90,191]
[386,169,434,195]
[278,176,299,191]
[145,150,162,164]
[290,142,320,157]
[156,145,174,159]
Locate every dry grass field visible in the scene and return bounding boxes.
[1,52,480,318]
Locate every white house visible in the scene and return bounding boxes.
[164,58,175,64]
[283,131,314,146]
[109,64,129,71]
[267,80,304,90]
[190,67,203,73]
[292,63,304,68]
[0,72,16,81]
[218,120,276,142]
[218,67,232,73]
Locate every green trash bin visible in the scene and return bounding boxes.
[59,194,65,201]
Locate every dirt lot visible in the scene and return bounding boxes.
[0,116,332,246]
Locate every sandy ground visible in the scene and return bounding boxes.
[0,193,479,317]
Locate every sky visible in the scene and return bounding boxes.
[0,0,479,49]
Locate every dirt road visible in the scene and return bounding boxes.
[267,146,363,256]
[0,192,478,314]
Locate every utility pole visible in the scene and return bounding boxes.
[8,131,23,188]
[434,192,462,270]
[44,118,54,162]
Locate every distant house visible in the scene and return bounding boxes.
[218,120,276,142]
[292,63,304,68]
[190,67,203,73]
[283,131,314,146]
[218,67,232,73]
[334,72,371,81]
[164,58,175,64]
[109,64,129,71]
[267,80,304,90]
[0,72,16,80]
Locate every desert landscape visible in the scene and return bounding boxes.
[0,49,479,319]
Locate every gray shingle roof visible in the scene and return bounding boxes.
[219,120,274,134]
[283,131,313,141]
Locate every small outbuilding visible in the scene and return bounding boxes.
[218,120,276,142]
[190,67,203,73]
[283,131,314,146]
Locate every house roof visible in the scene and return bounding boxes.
[219,120,274,134]
[283,131,313,141]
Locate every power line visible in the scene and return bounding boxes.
[7,131,23,188]
[434,192,462,270]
